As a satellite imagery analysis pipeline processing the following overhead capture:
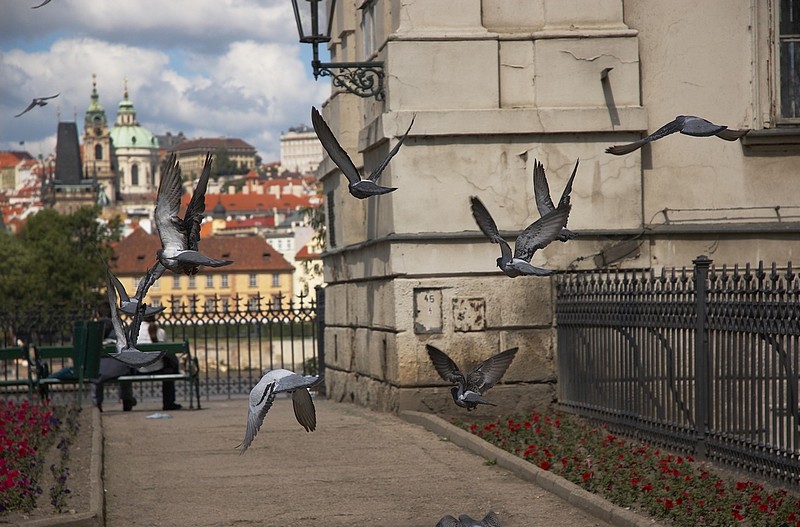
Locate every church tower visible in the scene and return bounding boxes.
[110,80,159,199]
[83,74,116,204]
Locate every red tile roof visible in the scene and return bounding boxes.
[109,227,294,274]
[182,192,314,212]
[171,137,255,152]
[295,243,322,261]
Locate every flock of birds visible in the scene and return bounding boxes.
[15,28,750,518]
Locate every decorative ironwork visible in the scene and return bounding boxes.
[555,257,800,488]
[315,61,385,100]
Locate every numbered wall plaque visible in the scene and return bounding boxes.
[413,288,442,334]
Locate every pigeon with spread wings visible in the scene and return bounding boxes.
[14,94,59,118]
[426,344,518,410]
[436,512,502,527]
[105,269,165,368]
[154,153,232,278]
[107,265,165,317]
[533,159,579,242]
[311,106,414,199]
[470,195,570,277]
[605,115,749,155]
[238,368,322,453]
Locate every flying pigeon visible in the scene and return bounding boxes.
[154,152,232,276]
[470,196,570,277]
[311,106,415,199]
[107,265,165,317]
[14,93,59,117]
[105,269,165,368]
[32,0,53,7]
[238,368,322,454]
[532,159,579,242]
[605,115,750,155]
[426,344,518,410]
[436,513,502,527]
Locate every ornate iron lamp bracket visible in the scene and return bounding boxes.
[314,61,385,100]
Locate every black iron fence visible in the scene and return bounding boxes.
[0,288,324,402]
[555,256,800,487]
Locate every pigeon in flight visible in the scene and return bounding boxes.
[238,368,322,454]
[14,93,59,117]
[605,115,750,155]
[470,196,570,277]
[311,106,415,199]
[107,265,165,317]
[532,159,579,242]
[154,152,232,276]
[32,0,53,7]
[426,344,518,410]
[436,513,502,527]
[105,269,165,368]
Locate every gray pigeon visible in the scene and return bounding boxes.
[311,106,414,199]
[426,344,518,410]
[107,265,165,317]
[105,269,165,368]
[533,159,578,242]
[470,196,570,277]
[32,0,53,7]
[238,368,322,454]
[605,115,750,155]
[436,512,502,527]
[154,152,232,276]
[14,93,59,117]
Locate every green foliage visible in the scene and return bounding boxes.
[210,147,249,178]
[0,206,119,317]
[299,205,325,289]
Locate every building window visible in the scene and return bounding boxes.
[271,295,282,310]
[151,298,161,308]
[247,296,259,312]
[204,298,216,313]
[188,276,196,289]
[173,275,181,289]
[131,163,139,186]
[189,296,197,314]
[221,298,230,312]
[779,0,800,120]
[221,274,229,287]
[272,273,280,287]
[94,144,102,160]
[206,275,214,288]
[249,273,257,287]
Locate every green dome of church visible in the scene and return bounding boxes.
[109,86,158,150]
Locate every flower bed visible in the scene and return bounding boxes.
[0,399,80,515]
[455,412,800,527]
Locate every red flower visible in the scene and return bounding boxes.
[539,461,551,470]
[736,481,748,491]
[581,471,592,482]
[732,510,744,522]
[664,499,674,509]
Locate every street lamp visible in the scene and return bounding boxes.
[290,0,385,100]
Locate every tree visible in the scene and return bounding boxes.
[0,206,121,343]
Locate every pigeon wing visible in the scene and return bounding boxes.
[436,516,464,527]
[513,202,571,262]
[14,101,38,118]
[481,512,502,527]
[291,387,317,432]
[558,159,579,207]
[426,345,464,384]
[467,347,518,394]
[183,152,212,251]
[107,267,131,303]
[532,160,555,216]
[133,262,166,304]
[40,93,60,101]
[172,250,232,268]
[154,153,187,253]
[715,128,750,141]
[106,272,128,353]
[311,106,362,185]
[239,380,277,454]
[470,196,503,244]
[366,115,415,182]
[605,116,685,155]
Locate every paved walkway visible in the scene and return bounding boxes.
[101,396,616,527]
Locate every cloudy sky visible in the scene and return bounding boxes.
[0,0,330,163]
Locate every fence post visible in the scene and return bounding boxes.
[693,255,712,458]
[315,285,326,395]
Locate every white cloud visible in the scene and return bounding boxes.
[0,0,330,162]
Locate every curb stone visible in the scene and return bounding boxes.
[17,407,104,527]
[400,410,666,527]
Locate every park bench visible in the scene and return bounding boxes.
[34,320,102,405]
[102,340,202,410]
[0,345,35,396]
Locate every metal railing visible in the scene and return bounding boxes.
[0,287,324,402]
[555,256,800,487]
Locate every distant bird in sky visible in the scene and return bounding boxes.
[436,512,502,527]
[532,159,579,242]
[31,0,53,7]
[426,344,518,411]
[105,269,165,368]
[238,368,322,453]
[14,93,59,117]
[311,106,415,199]
[470,195,570,277]
[605,115,750,155]
[154,152,232,277]
[107,265,165,317]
